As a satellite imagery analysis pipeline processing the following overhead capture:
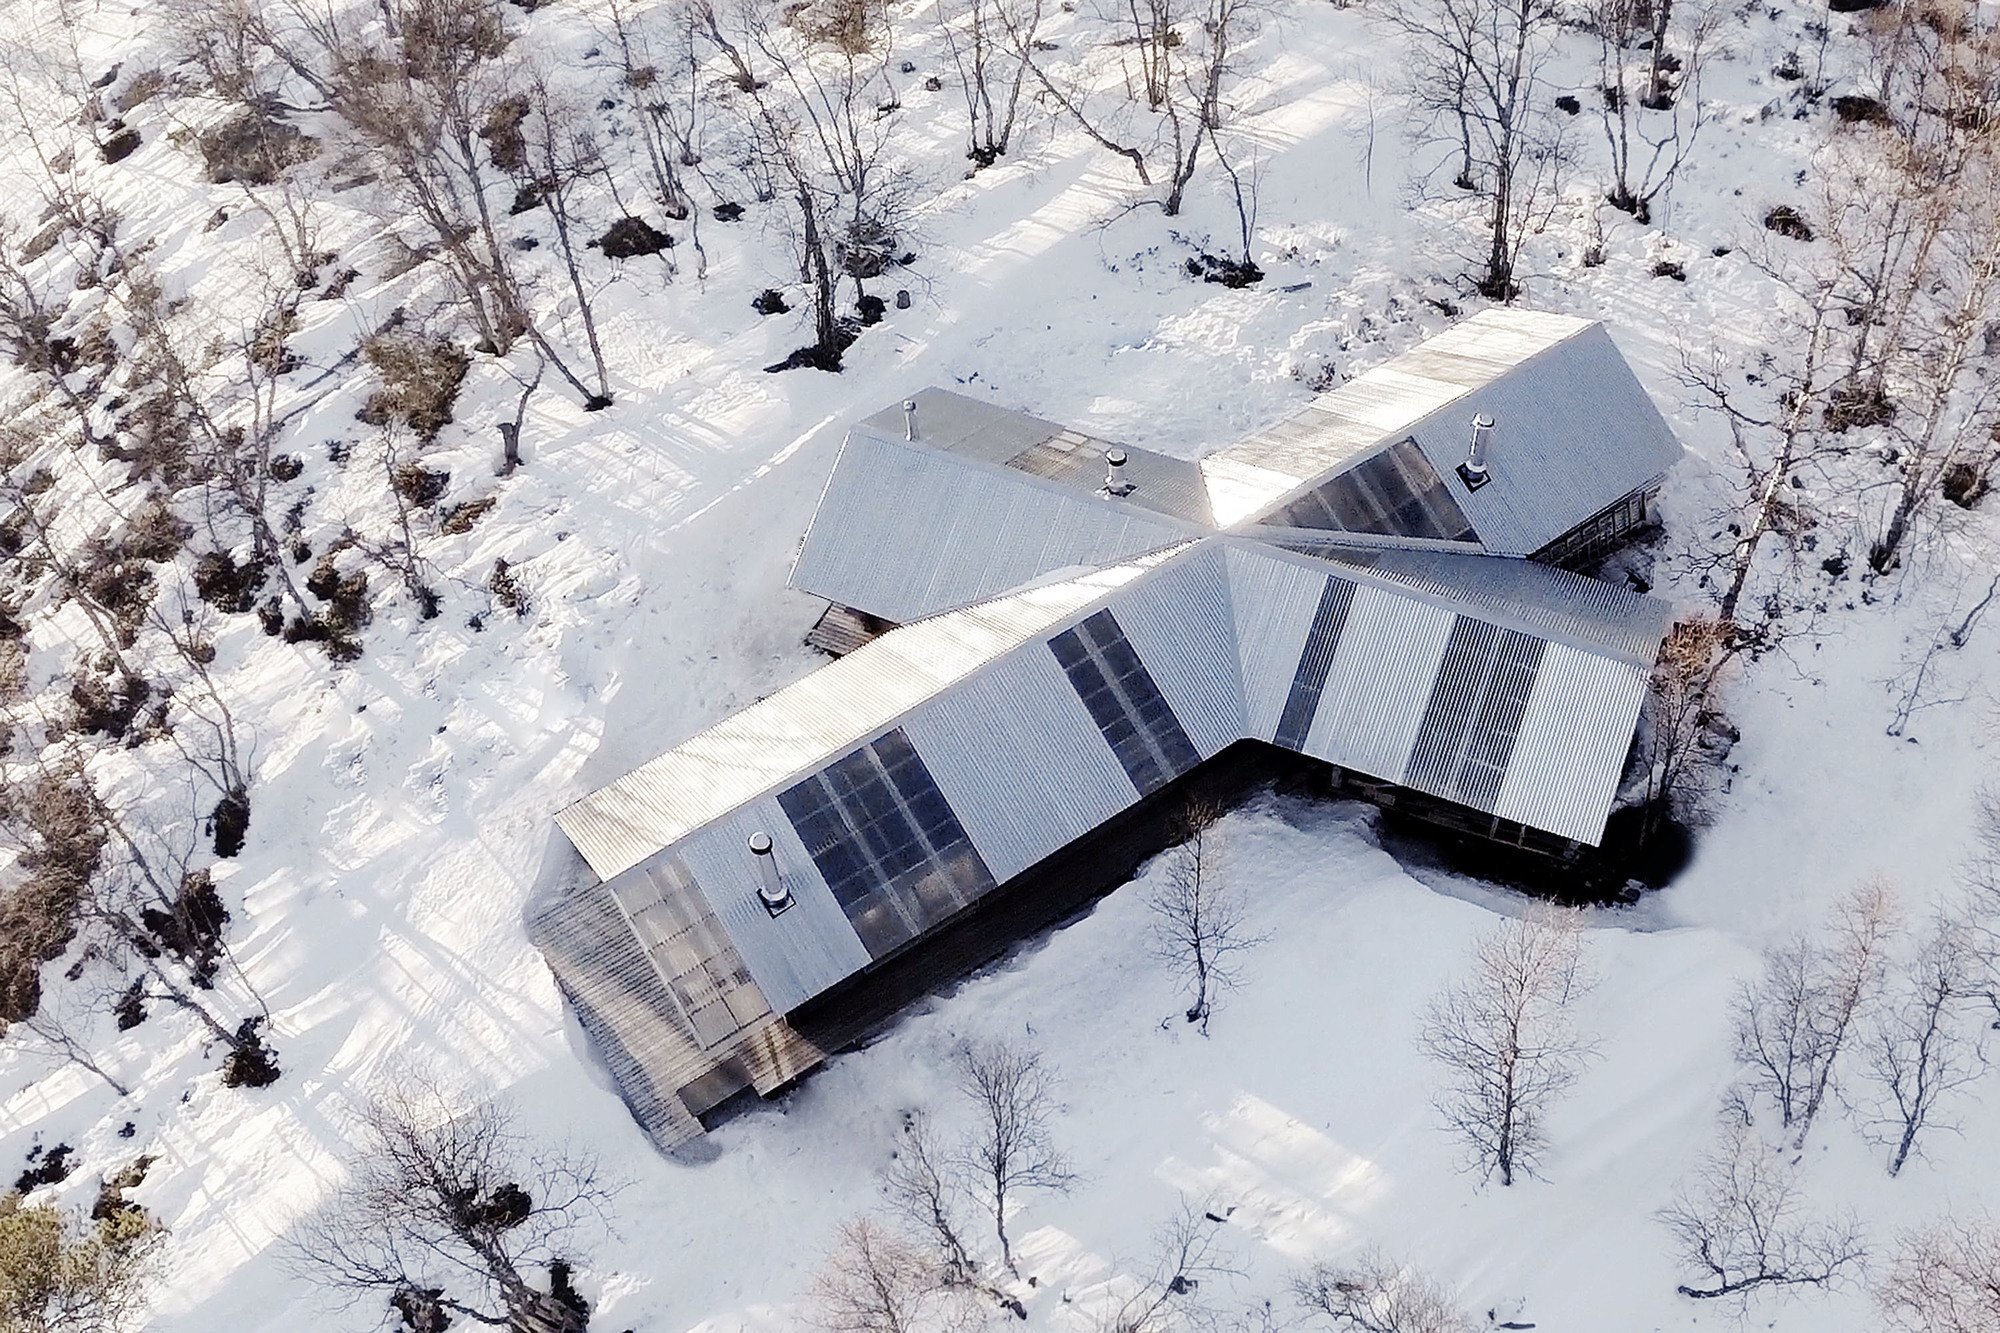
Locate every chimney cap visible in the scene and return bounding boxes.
[748,831,774,855]
[1472,412,1494,429]
[1106,447,1128,466]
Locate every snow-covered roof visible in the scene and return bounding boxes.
[789,424,1201,625]
[558,535,1676,1014]
[1205,309,1683,552]
[792,310,1681,626]
[556,549,1184,883]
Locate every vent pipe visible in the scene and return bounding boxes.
[903,399,919,441]
[1104,447,1134,497]
[749,832,793,915]
[1457,414,1494,491]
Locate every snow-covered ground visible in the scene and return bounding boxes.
[2,0,1997,1327]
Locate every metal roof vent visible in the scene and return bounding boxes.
[1457,414,1494,491]
[1104,447,1135,497]
[749,832,793,916]
[903,399,919,442]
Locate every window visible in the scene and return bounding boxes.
[1274,575,1357,750]
[1403,617,1546,811]
[1050,610,1201,795]
[1533,487,1654,569]
[1272,438,1478,543]
[778,729,996,959]
[617,858,771,1048]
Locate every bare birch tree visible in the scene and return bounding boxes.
[724,3,918,369]
[1659,1121,1866,1301]
[1731,879,1898,1145]
[1861,909,1985,1178]
[883,1109,981,1289]
[1094,1199,1237,1333]
[950,1039,1075,1275]
[1295,1250,1473,1333]
[1877,1214,2000,1333]
[813,1217,971,1333]
[1592,0,1714,224]
[1419,908,1593,1186]
[289,1077,612,1333]
[1146,801,1262,1035]
[1387,0,1568,298]
[939,0,1041,167]
[1636,616,1730,844]
[1017,0,1254,216]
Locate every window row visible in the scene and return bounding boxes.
[778,729,997,959]
[1050,610,1201,796]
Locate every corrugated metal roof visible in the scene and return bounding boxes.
[556,551,1182,882]
[1267,538,1678,666]
[1495,642,1651,842]
[856,388,1214,524]
[789,428,1198,624]
[1202,310,1681,551]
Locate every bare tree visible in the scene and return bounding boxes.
[951,1039,1075,1275]
[289,1077,612,1333]
[521,71,614,409]
[1294,1250,1472,1333]
[1386,0,1568,298]
[1095,1199,1238,1333]
[1146,801,1263,1034]
[1419,909,1594,1186]
[1861,908,1986,1178]
[1876,1214,2000,1333]
[318,0,606,405]
[1677,270,1850,641]
[939,0,1041,168]
[812,1217,971,1333]
[1592,0,1714,224]
[1659,1122,1866,1301]
[723,2,918,369]
[18,986,131,1098]
[883,1109,980,1288]
[1636,616,1730,844]
[1732,879,1898,1145]
[1016,0,1254,216]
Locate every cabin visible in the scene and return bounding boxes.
[533,308,1684,1150]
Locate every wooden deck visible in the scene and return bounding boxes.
[805,603,895,657]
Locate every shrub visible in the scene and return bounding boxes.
[598,216,672,259]
[193,550,269,614]
[440,496,497,535]
[211,789,251,859]
[99,124,141,163]
[79,549,157,643]
[0,1193,162,1330]
[15,1144,74,1195]
[392,464,450,508]
[67,670,152,739]
[358,334,470,444]
[479,95,530,173]
[91,1156,156,1227]
[198,111,319,185]
[138,870,230,988]
[1763,205,1814,241]
[122,498,188,562]
[220,1017,281,1088]
[112,981,146,1032]
[489,559,530,618]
